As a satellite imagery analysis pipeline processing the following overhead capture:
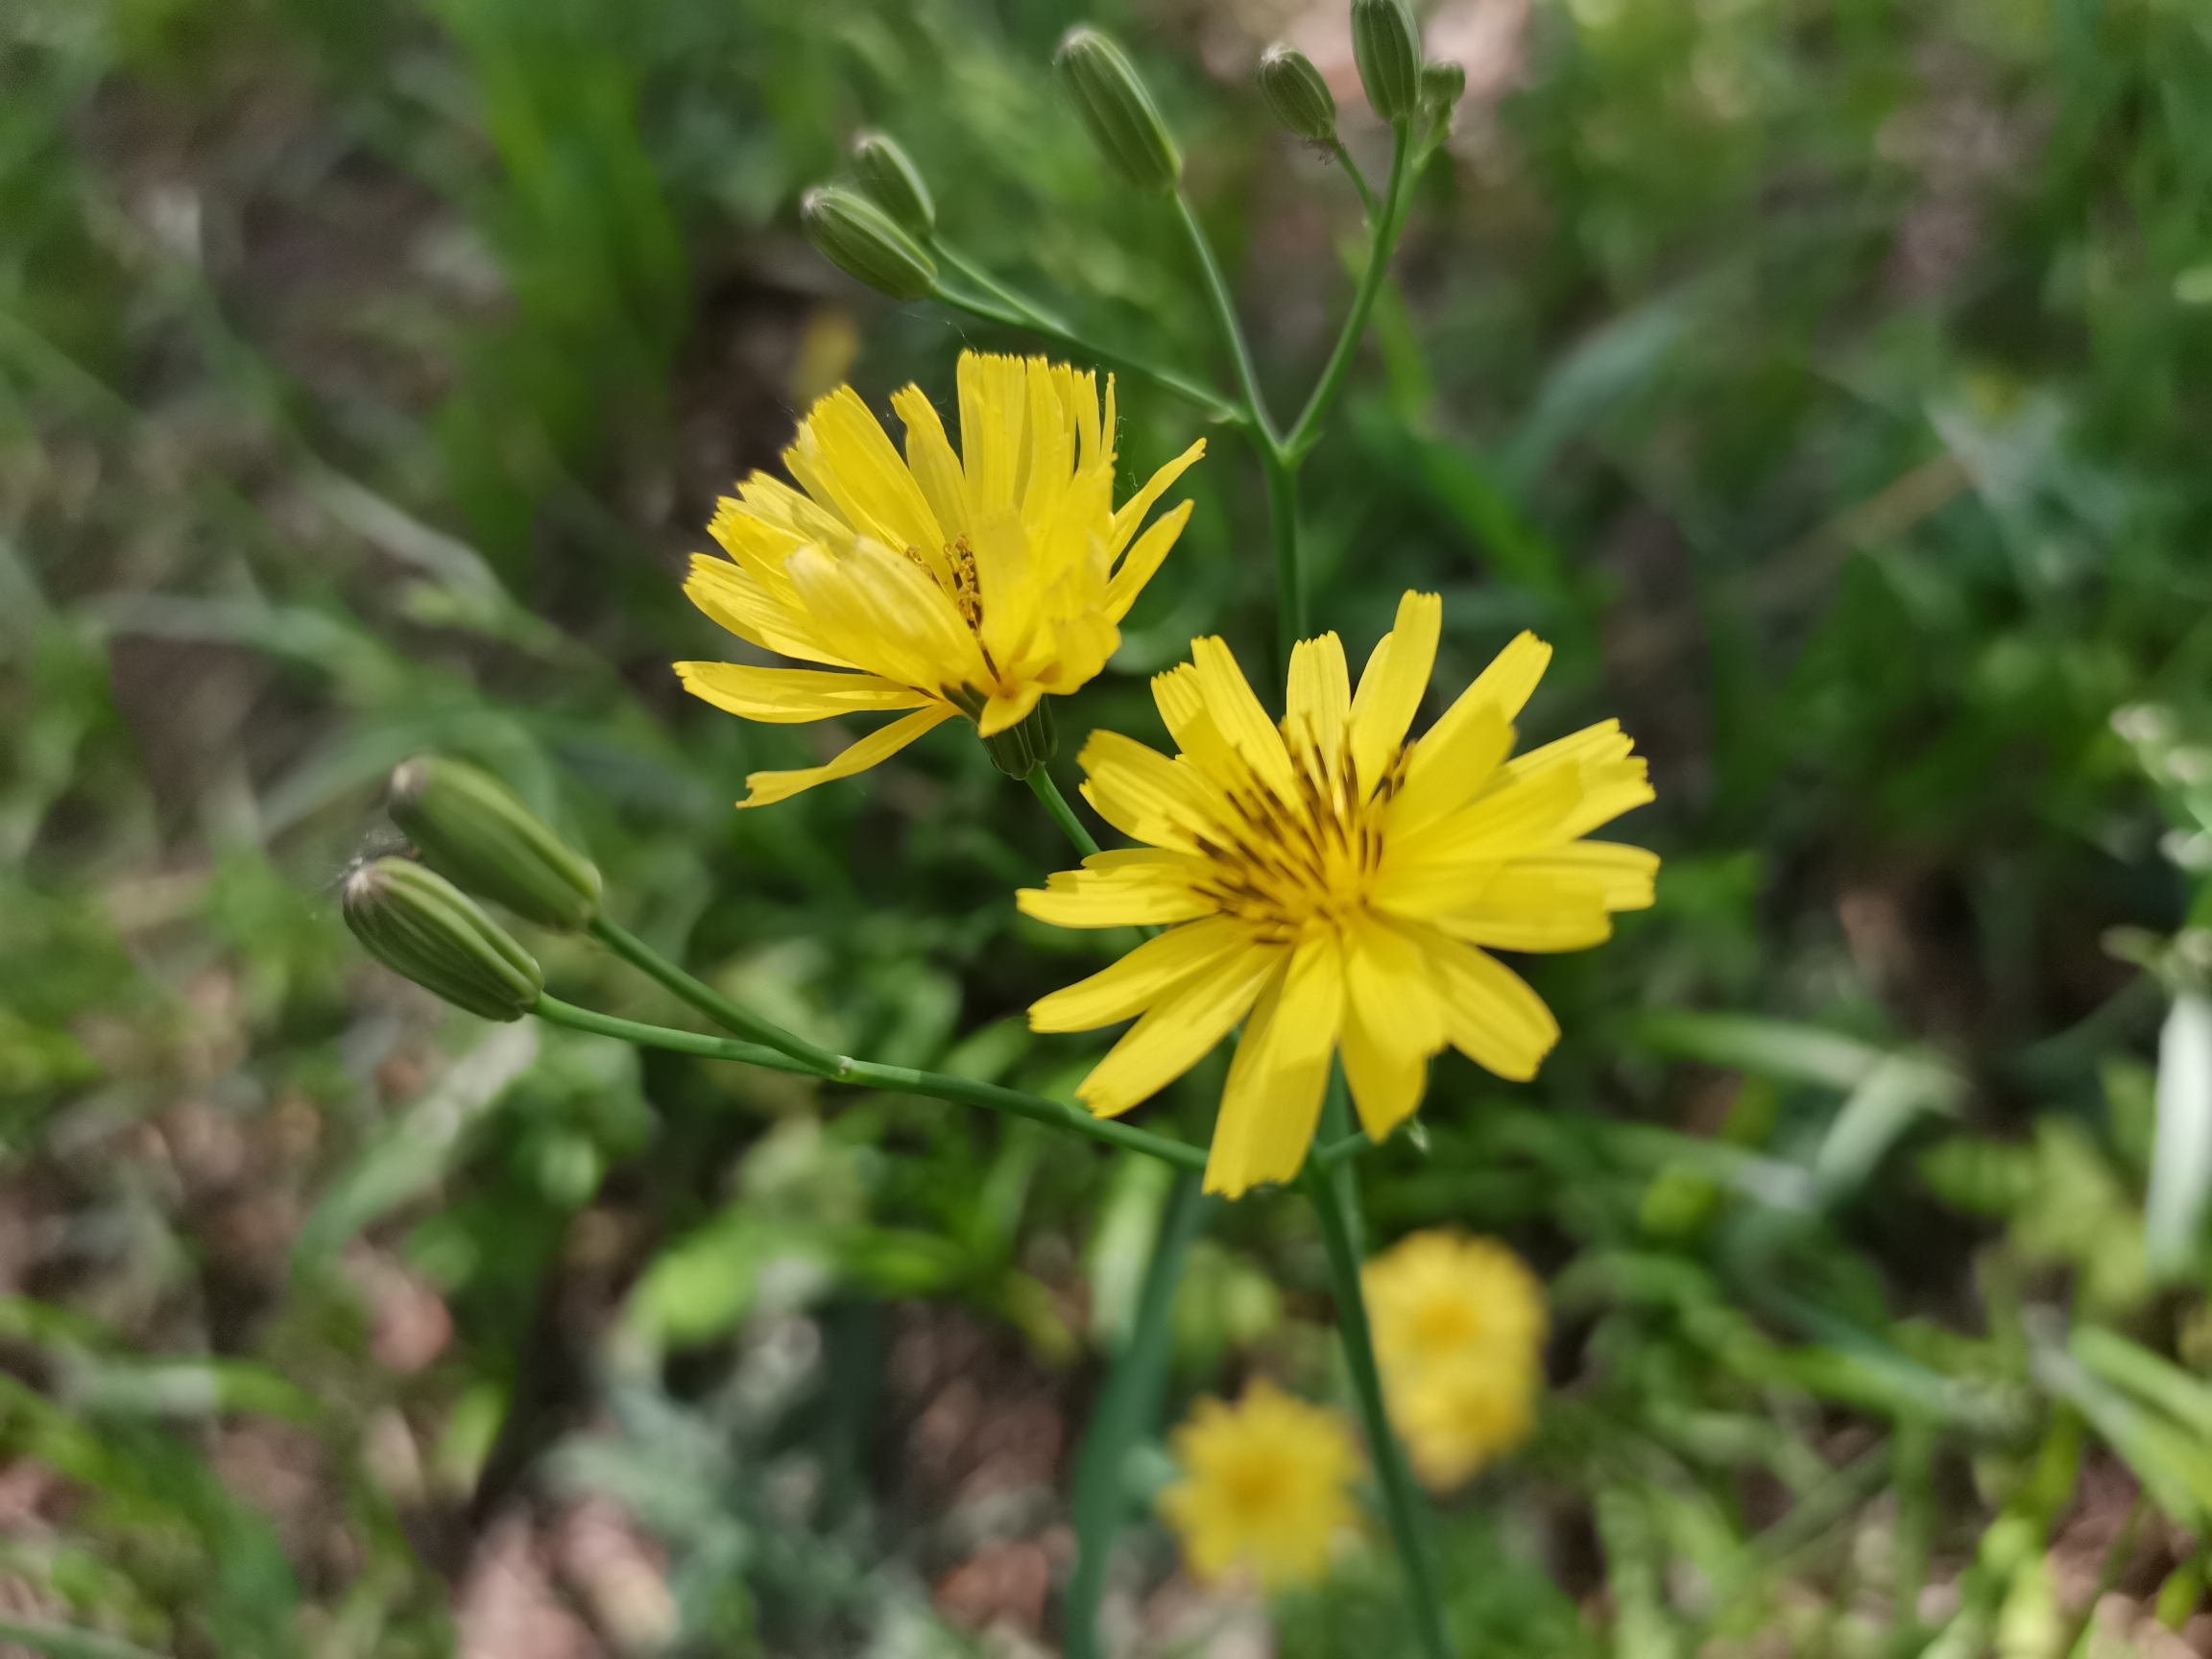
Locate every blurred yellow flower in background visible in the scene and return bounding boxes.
[676,350,1205,805]
[1364,1231,1548,1490]
[1020,590,1657,1196]
[1157,1377,1362,1589]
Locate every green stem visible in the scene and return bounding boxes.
[588,914,841,1072]
[1286,121,1415,460]
[1064,1172,1214,1659]
[1263,446,1305,668]
[927,258,1242,427]
[533,996,1208,1172]
[1327,137,1380,225]
[1170,192,1280,447]
[1028,768,1101,859]
[1301,1150,1455,1659]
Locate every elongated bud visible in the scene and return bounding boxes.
[1257,44,1336,143]
[388,756,602,930]
[982,700,1059,781]
[1055,27,1182,194]
[800,186,938,301]
[343,858,543,1022]
[1420,60,1466,116]
[1352,0,1423,123]
[852,132,934,235]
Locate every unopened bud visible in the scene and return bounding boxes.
[1055,27,1182,194]
[1352,0,1423,123]
[982,699,1059,781]
[1420,60,1467,115]
[801,186,938,302]
[343,858,542,1022]
[1257,45,1336,143]
[389,757,602,930]
[852,132,935,235]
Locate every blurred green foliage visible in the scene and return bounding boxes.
[7,0,2212,1653]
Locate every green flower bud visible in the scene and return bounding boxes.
[1352,0,1423,123]
[1055,27,1182,194]
[852,131,935,235]
[343,858,543,1022]
[388,756,603,930]
[1257,44,1337,143]
[801,185,938,302]
[982,699,1058,781]
[1420,60,1467,114]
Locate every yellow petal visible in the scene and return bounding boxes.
[892,384,971,544]
[1076,942,1283,1118]
[1191,636,1299,799]
[1348,590,1442,793]
[784,539,985,693]
[969,506,1043,678]
[1107,438,1207,556]
[957,351,1027,517]
[1150,662,1246,783]
[676,661,933,723]
[783,386,946,558]
[735,703,957,808]
[1016,849,1216,928]
[684,556,854,668]
[1385,759,1584,873]
[1415,928,1559,1081]
[1513,842,1660,910]
[1430,872,1615,952]
[1341,917,1446,1140]
[975,680,1046,739]
[1020,356,1076,528]
[1286,632,1351,786]
[1204,936,1345,1197]
[1104,499,1193,622]
[1028,913,1250,1031]
[1389,704,1512,838]
[1077,731,1224,854]
[1462,630,1552,723]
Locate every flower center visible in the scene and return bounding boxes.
[1409,1294,1483,1358]
[1190,721,1406,942]
[1218,1453,1286,1517]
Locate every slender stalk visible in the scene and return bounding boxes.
[588,913,841,1072]
[1028,768,1101,859]
[1262,446,1305,667]
[1301,1155,1455,1659]
[1286,121,1415,460]
[927,262,1243,427]
[533,996,1209,1172]
[1064,1172,1214,1659]
[1170,192,1280,447]
[1327,137,1380,225]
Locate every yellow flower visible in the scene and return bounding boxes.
[1157,1378,1362,1590]
[1018,590,1658,1197]
[1364,1231,1547,1490]
[675,350,1205,806]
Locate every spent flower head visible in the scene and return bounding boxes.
[1365,1230,1547,1490]
[678,350,1205,804]
[1021,591,1657,1196]
[1157,1378,1361,1589]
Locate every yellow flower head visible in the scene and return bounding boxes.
[1364,1230,1548,1490]
[1019,590,1658,1196]
[1157,1378,1362,1590]
[676,350,1206,806]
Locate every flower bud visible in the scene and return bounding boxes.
[1352,0,1423,123]
[343,858,543,1022]
[1257,44,1336,143]
[1420,60,1467,115]
[982,699,1059,781]
[1055,27,1182,194]
[852,131,934,236]
[388,756,603,930]
[801,186,938,302]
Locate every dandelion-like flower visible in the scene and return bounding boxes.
[1365,1230,1547,1490]
[675,350,1205,805]
[1019,590,1658,1196]
[1157,1378,1362,1589]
